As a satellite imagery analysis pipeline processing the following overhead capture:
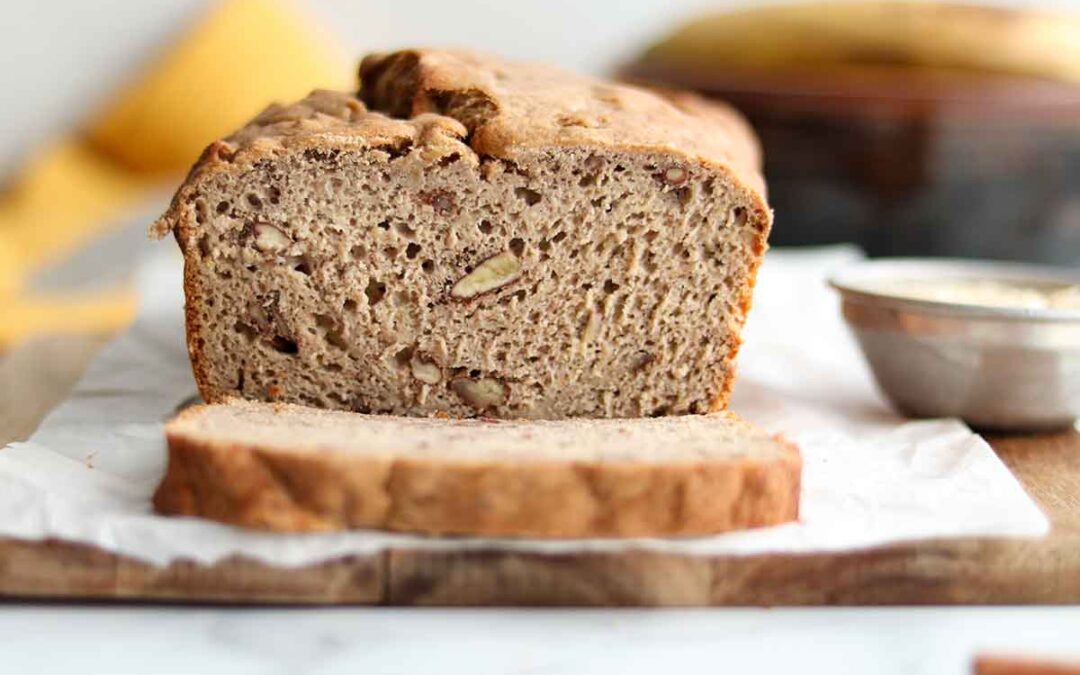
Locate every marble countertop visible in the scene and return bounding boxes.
[3,606,1078,674]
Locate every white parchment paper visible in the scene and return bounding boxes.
[0,246,1049,567]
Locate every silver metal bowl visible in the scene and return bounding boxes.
[830,259,1080,431]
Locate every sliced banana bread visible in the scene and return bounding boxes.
[154,400,801,537]
[152,49,772,418]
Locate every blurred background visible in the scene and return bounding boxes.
[6,0,1080,167]
[1,0,1078,352]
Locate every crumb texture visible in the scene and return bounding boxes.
[157,49,772,419]
[154,400,802,537]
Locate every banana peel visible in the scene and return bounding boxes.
[641,2,1080,84]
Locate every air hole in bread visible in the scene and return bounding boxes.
[642,253,657,274]
[394,346,413,367]
[731,206,748,228]
[234,321,258,342]
[315,314,349,350]
[365,279,386,305]
[383,139,413,160]
[292,257,312,275]
[514,187,542,206]
[270,336,298,354]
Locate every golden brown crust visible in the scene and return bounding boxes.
[153,51,768,238]
[357,49,766,194]
[154,404,802,538]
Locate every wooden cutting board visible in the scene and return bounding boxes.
[1,335,1078,606]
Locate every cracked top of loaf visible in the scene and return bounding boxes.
[154,48,765,236]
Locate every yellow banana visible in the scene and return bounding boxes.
[641,2,1080,84]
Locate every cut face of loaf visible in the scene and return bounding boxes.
[154,49,772,418]
[155,400,802,537]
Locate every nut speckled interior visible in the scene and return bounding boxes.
[155,49,771,419]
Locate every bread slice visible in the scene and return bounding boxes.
[151,48,772,419]
[154,400,801,537]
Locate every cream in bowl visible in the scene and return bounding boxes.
[829,259,1080,431]
[870,279,1080,311]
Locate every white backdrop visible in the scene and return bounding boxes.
[2,0,1077,173]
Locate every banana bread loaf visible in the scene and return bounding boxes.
[155,399,801,537]
[152,49,772,418]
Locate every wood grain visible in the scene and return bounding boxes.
[1,334,1078,606]
[387,535,1080,606]
[0,538,382,604]
[992,431,1080,534]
